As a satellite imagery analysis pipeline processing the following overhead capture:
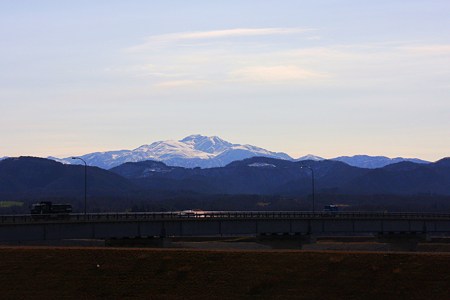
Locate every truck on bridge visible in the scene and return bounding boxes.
[30,201,72,220]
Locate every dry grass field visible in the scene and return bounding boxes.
[0,247,449,299]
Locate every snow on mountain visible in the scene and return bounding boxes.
[248,162,277,168]
[296,154,324,161]
[180,134,233,154]
[62,134,293,169]
[134,139,214,159]
[332,155,430,169]
[50,135,431,170]
[46,156,72,164]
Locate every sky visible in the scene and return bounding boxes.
[1,0,449,161]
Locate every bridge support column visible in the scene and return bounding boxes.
[42,225,47,241]
[160,224,166,238]
[91,223,95,239]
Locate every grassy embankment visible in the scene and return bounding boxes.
[0,247,449,299]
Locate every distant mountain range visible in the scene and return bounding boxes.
[58,134,291,169]
[1,156,449,202]
[47,134,431,169]
[1,156,449,213]
[332,155,429,169]
[111,156,450,196]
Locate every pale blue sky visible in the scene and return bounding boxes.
[1,1,449,160]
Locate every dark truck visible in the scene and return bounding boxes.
[30,201,72,220]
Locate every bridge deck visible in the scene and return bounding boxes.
[1,211,450,242]
[2,211,450,225]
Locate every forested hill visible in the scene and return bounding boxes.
[1,156,450,214]
[0,156,136,199]
[111,156,450,196]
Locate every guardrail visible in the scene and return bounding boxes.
[1,211,450,224]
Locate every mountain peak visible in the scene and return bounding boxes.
[59,134,291,169]
[297,154,324,161]
[180,134,206,141]
[333,155,430,169]
[51,135,432,170]
[434,157,450,167]
[179,134,233,154]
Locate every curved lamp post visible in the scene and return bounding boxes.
[72,157,87,215]
[300,166,315,213]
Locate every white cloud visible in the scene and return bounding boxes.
[153,79,207,89]
[398,44,450,55]
[170,28,312,40]
[229,65,327,83]
[127,27,314,51]
[121,32,450,91]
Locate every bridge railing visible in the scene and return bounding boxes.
[1,211,450,224]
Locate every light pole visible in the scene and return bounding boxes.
[72,157,87,215]
[300,166,315,213]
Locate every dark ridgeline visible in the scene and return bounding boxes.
[0,156,135,196]
[110,156,450,196]
[111,157,369,195]
[0,156,449,213]
[0,157,137,213]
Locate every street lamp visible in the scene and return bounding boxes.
[72,157,87,215]
[300,166,315,213]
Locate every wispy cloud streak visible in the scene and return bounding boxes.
[127,27,314,51]
[229,65,327,83]
[398,44,450,55]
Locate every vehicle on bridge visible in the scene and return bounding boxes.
[176,209,206,218]
[323,204,339,213]
[30,201,72,220]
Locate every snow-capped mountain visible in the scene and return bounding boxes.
[48,135,432,170]
[180,135,233,154]
[332,155,429,169]
[46,156,71,164]
[63,134,293,169]
[296,154,324,161]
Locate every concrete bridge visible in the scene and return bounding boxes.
[1,211,450,243]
